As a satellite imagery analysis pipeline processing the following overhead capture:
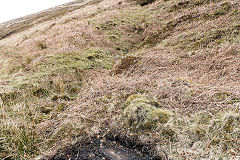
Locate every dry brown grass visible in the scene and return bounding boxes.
[0,0,240,159]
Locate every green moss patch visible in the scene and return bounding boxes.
[192,111,213,124]
[2,48,114,92]
[34,49,114,77]
[123,95,173,130]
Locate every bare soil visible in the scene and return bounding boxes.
[50,132,162,160]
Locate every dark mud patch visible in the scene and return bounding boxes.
[139,0,156,6]
[49,131,163,160]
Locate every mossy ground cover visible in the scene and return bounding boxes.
[0,48,115,159]
[1,48,113,88]
[120,95,240,159]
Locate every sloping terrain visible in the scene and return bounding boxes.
[0,0,239,159]
[0,0,97,40]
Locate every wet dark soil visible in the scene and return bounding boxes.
[50,132,163,160]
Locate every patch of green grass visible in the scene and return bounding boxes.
[2,48,114,91]
[33,48,114,78]
[0,103,41,159]
[0,91,23,105]
[190,25,240,49]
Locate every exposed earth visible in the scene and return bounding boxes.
[50,132,162,160]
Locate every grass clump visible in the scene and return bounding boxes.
[0,91,23,105]
[179,110,240,159]
[36,41,47,50]
[191,26,240,49]
[0,104,41,159]
[141,1,237,49]
[140,13,200,48]
[123,95,173,130]
[192,111,213,124]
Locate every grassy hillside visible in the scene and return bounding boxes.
[0,0,239,159]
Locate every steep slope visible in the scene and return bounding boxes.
[0,0,239,159]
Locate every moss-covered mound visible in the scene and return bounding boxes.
[123,95,174,130]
